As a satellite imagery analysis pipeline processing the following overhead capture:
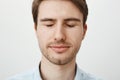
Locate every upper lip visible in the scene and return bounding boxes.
[49,45,70,48]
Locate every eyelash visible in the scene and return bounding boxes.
[66,24,75,28]
[46,24,53,27]
[45,24,76,28]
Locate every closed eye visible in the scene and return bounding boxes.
[66,24,75,28]
[46,24,54,27]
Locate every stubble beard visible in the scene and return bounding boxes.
[39,39,81,65]
[41,45,80,65]
[43,52,76,65]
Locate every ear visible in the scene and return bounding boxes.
[34,23,37,31]
[34,24,38,37]
[82,24,87,40]
[34,24,38,38]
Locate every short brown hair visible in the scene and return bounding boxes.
[32,0,88,25]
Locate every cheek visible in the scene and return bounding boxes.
[36,29,53,46]
[67,29,83,47]
[72,37,83,49]
[68,29,83,40]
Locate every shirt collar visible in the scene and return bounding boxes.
[75,66,84,80]
[33,66,42,80]
[33,63,85,80]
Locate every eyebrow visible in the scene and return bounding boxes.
[40,18,55,22]
[40,18,81,22]
[64,18,81,22]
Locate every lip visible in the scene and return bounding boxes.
[49,45,70,53]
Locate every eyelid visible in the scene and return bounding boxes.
[41,21,54,25]
[66,24,75,28]
[66,22,76,25]
[46,24,54,27]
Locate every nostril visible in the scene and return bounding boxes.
[54,38,65,43]
[54,32,66,42]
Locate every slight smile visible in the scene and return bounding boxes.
[49,44,71,53]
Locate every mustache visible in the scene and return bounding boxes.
[47,40,71,46]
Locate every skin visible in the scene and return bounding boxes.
[35,0,87,80]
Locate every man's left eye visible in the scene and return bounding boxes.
[67,24,75,28]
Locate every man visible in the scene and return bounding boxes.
[8,0,101,80]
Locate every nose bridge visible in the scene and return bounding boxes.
[54,22,66,41]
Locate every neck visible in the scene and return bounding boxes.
[40,56,76,80]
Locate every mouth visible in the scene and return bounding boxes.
[49,45,71,53]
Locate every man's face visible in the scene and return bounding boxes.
[35,1,87,65]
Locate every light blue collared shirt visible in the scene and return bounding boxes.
[7,65,101,80]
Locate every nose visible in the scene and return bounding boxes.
[54,26,66,42]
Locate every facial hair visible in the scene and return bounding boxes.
[40,39,78,65]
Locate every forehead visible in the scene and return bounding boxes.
[38,0,83,21]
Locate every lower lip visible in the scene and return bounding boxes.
[50,47,69,53]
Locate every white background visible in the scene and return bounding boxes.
[0,0,120,80]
